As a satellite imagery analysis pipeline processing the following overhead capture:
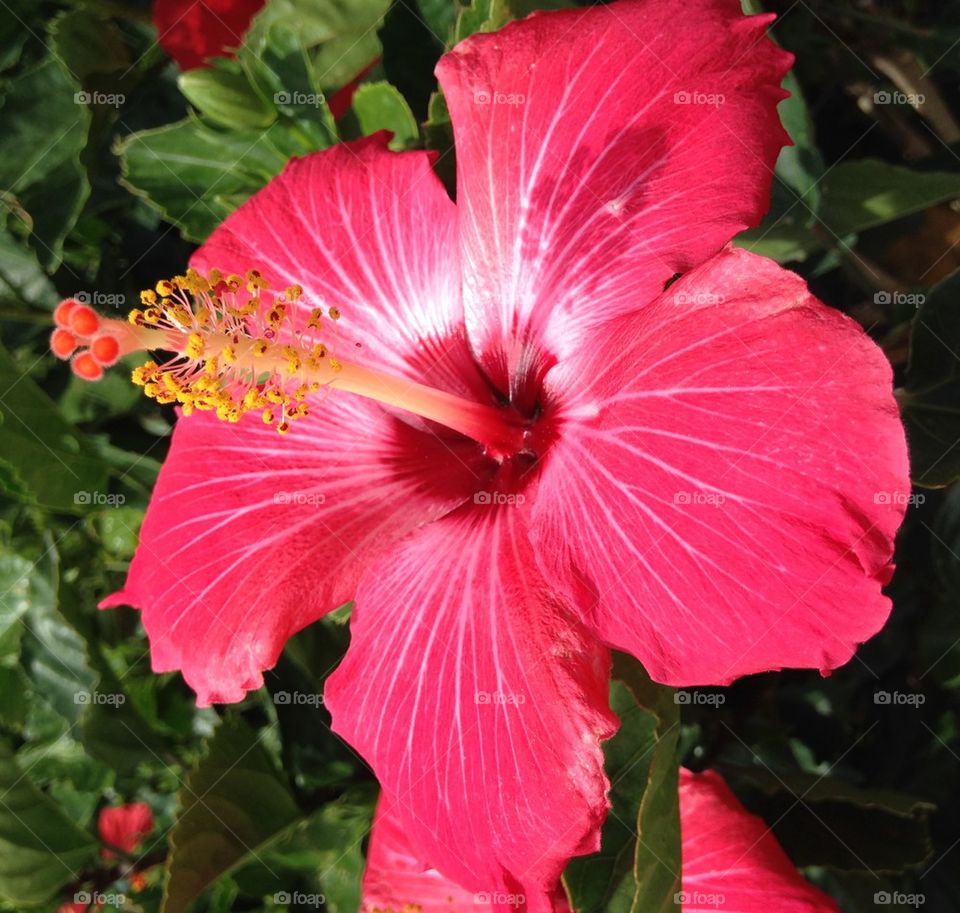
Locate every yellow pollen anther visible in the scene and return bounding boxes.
[109,267,528,451]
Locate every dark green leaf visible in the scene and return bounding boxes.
[0,343,108,512]
[162,716,302,913]
[351,81,419,149]
[724,766,934,873]
[49,9,131,80]
[772,71,824,223]
[900,268,960,486]
[0,744,98,904]
[820,160,960,237]
[0,228,59,309]
[0,57,90,269]
[564,657,680,913]
[245,0,391,94]
[734,223,824,263]
[17,545,98,728]
[179,63,278,130]
[116,116,297,242]
[232,795,373,913]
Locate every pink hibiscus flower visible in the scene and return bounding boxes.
[153,0,265,71]
[98,802,154,857]
[361,769,840,913]
[59,0,909,906]
[151,0,377,115]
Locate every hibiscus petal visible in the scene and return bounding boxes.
[361,793,574,913]
[154,0,264,71]
[98,802,154,854]
[193,134,486,400]
[436,0,792,391]
[102,402,487,705]
[680,769,840,912]
[358,771,839,913]
[531,247,909,685]
[325,508,617,911]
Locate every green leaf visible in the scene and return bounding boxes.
[423,91,455,192]
[0,228,59,309]
[416,0,458,45]
[116,116,297,242]
[245,0,391,94]
[0,56,90,268]
[724,766,934,873]
[0,554,31,661]
[351,81,419,149]
[17,738,113,826]
[16,544,98,728]
[0,0,31,73]
[452,0,571,43]
[0,342,108,511]
[49,8,131,80]
[179,62,278,130]
[0,744,98,904]
[771,71,824,223]
[162,716,303,913]
[232,795,373,913]
[15,154,91,269]
[452,0,511,43]
[268,619,357,791]
[900,268,960,486]
[564,657,680,913]
[734,223,824,264]
[820,160,960,237]
[80,691,172,776]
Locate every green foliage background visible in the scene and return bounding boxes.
[1,0,959,911]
